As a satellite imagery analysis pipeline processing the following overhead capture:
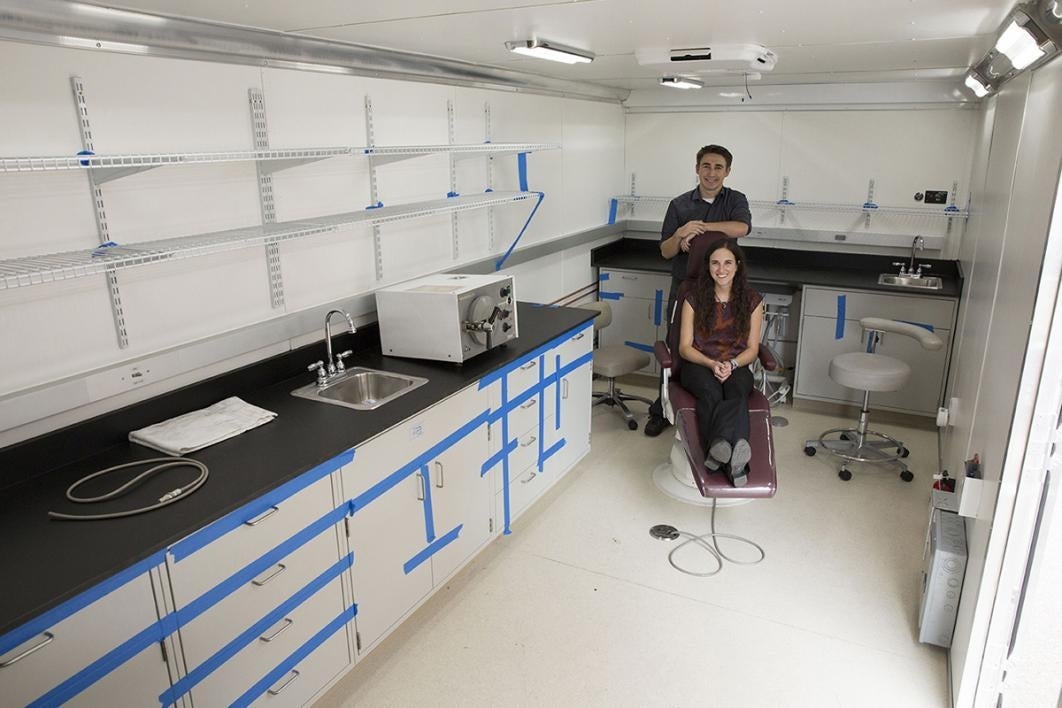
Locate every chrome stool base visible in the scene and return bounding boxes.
[803,428,913,482]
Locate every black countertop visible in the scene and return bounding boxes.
[592,237,963,298]
[0,303,594,638]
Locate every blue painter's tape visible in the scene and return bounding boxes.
[898,319,935,332]
[502,377,512,535]
[404,524,462,574]
[161,554,353,705]
[598,272,610,281]
[481,438,517,476]
[420,464,436,543]
[517,152,529,192]
[598,291,622,300]
[624,341,654,353]
[542,438,565,464]
[447,191,459,198]
[349,411,488,516]
[835,295,846,340]
[654,289,663,326]
[366,201,384,209]
[554,353,562,431]
[0,549,165,657]
[478,321,592,389]
[76,149,95,166]
[230,604,357,708]
[608,198,618,224]
[495,191,544,270]
[30,621,165,707]
[171,450,353,562]
[537,355,545,471]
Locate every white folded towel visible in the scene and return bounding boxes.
[129,396,277,456]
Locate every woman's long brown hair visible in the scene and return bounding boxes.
[695,237,752,338]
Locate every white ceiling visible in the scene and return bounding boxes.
[107,0,1013,90]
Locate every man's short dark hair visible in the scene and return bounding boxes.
[696,144,733,169]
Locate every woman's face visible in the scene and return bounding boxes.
[708,247,738,288]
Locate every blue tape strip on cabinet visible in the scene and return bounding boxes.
[170,450,353,562]
[420,464,436,543]
[160,554,353,706]
[349,411,488,516]
[517,152,529,192]
[0,548,166,657]
[537,355,545,471]
[478,321,592,388]
[554,353,562,430]
[231,604,358,708]
[481,438,517,476]
[404,524,463,575]
[654,289,663,326]
[598,291,622,300]
[542,439,566,465]
[624,341,654,353]
[608,198,618,225]
[599,272,610,281]
[835,295,846,339]
[494,191,545,270]
[502,377,512,535]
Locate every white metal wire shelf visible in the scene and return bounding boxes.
[613,194,968,219]
[0,191,535,290]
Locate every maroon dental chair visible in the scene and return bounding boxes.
[651,236,779,503]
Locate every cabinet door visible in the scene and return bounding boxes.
[343,434,433,654]
[599,296,658,375]
[544,329,593,478]
[427,423,492,583]
[794,316,864,405]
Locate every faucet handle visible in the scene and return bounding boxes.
[917,263,932,270]
[335,350,353,372]
[307,360,327,386]
[891,261,907,274]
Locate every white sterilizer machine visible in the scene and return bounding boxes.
[375,273,517,363]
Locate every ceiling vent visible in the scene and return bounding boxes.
[636,44,777,72]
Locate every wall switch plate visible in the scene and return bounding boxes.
[925,190,948,205]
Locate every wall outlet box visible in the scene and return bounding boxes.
[924,190,948,205]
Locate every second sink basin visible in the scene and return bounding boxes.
[292,367,429,410]
[878,273,943,290]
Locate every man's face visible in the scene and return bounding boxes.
[696,153,731,195]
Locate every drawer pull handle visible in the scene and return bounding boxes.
[519,361,536,370]
[520,435,537,448]
[562,378,570,399]
[520,471,537,484]
[267,669,300,696]
[416,471,424,501]
[434,460,444,489]
[244,505,279,527]
[251,563,287,587]
[0,632,54,668]
[621,274,637,280]
[260,618,294,643]
[520,398,537,409]
[572,332,585,341]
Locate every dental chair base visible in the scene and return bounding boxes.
[651,444,752,508]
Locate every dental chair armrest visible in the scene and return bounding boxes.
[756,346,779,371]
[860,317,943,351]
[653,341,672,369]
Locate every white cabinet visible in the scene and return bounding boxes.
[0,572,171,707]
[598,268,671,375]
[795,286,956,416]
[341,384,490,655]
[544,328,594,478]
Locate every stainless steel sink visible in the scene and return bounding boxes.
[877,273,944,291]
[292,367,428,410]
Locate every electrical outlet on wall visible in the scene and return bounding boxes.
[85,363,156,399]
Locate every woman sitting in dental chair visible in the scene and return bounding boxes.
[677,237,764,487]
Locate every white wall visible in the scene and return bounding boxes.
[942,54,1062,705]
[624,107,977,255]
[0,41,624,445]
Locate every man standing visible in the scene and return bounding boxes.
[644,144,752,437]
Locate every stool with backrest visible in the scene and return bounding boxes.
[803,317,943,481]
[584,301,654,430]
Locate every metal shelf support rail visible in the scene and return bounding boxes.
[71,76,128,349]
[448,99,460,261]
[248,88,286,309]
[365,95,385,282]
[485,102,496,251]
[609,194,970,221]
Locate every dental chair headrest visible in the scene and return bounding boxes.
[685,232,731,282]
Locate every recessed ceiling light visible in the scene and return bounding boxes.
[505,39,594,64]
[660,76,704,89]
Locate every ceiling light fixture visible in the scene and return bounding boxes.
[660,76,704,89]
[505,39,594,64]
[964,73,990,97]
[995,14,1047,69]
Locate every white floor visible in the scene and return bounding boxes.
[318,383,950,708]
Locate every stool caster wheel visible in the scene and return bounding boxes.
[900,469,914,482]
[839,468,852,481]
[628,420,638,431]
[898,447,910,458]
[840,432,851,441]
[804,446,817,456]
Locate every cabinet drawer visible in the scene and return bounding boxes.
[509,426,543,477]
[168,475,335,607]
[506,356,544,401]
[0,572,160,707]
[249,629,349,708]
[500,463,549,524]
[802,286,955,330]
[190,574,347,708]
[178,528,342,671]
[600,269,671,301]
[507,391,544,439]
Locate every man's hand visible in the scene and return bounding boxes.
[676,221,708,252]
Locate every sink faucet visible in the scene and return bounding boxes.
[909,236,925,274]
[324,309,356,376]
